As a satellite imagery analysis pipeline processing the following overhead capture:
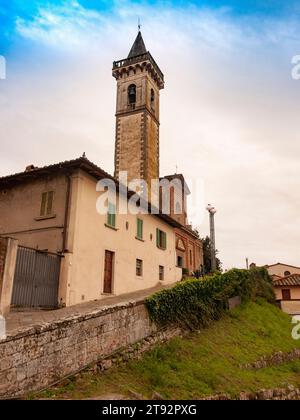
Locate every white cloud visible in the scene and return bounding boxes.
[2,1,300,268]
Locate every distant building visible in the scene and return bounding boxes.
[273,274,300,316]
[266,263,300,279]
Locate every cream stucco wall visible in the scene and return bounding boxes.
[267,264,300,278]
[60,170,181,307]
[280,300,300,315]
[0,175,68,253]
[274,286,300,301]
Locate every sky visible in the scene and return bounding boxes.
[0,0,300,269]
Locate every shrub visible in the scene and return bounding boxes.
[145,267,275,329]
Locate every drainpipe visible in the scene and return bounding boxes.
[62,174,72,253]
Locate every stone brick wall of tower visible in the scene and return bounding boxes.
[115,114,143,181]
[114,62,161,189]
[145,114,159,183]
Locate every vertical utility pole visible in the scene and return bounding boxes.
[246,257,249,270]
[206,204,217,273]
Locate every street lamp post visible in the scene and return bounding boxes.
[206,204,217,273]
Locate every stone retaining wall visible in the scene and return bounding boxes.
[205,385,300,400]
[0,299,159,399]
[242,348,300,370]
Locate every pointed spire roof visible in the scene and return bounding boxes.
[128,31,147,58]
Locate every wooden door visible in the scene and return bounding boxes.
[282,289,291,300]
[103,251,114,294]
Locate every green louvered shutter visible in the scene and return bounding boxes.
[46,191,54,215]
[163,232,167,250]
[137,218,143,239]
[40,192,47,216]
[108,202,116,227]
[156,228,160,248]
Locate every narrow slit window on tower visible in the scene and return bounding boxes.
[128,84,136,108]
[151,88,155,110]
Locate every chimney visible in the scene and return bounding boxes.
[25,165,37,172]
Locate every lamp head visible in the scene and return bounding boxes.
[206,204,216,214]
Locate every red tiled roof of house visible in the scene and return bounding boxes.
[273,274,300,287]
[0,156,183,229]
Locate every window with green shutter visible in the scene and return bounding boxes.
[107,202,116,227]
[156,229,167,250]
[137,218,143,240]
[40,191,54,216]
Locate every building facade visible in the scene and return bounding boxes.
[266,263,300,279]
[273,274,300,316]
[0,158,182,307]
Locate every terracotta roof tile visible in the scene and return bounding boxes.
[273,274,300,287]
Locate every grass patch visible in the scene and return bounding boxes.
[33,301,300,400]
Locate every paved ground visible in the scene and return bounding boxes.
[6,284,168,335]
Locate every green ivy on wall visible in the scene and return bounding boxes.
[145,267,275,330]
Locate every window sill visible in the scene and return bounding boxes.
[105,223,118,231]
[157,246,166,251]
[35,214,56,221]
[135,236,145,242]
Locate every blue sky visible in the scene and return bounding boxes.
[1,0,300,51]
[1,1,300,268]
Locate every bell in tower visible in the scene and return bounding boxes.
[112,30,165,199]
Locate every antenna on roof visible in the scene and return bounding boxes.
[138,17,141,31]
[82,152,86,159]
[175,165,178,174]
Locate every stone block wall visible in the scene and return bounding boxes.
[0,300,158,399]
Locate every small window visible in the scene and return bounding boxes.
[282,289,291,300]
[190,250,193,265]
[177,256,183,268]
[159,265,164,281]
[136,259,143,277]
[156,229,167,250]
[151,88,155,110]
[107,202,116,227]
[128,84,136,107]
[284,271,291,276]
[137,218,143,240]
[40,191,54,216]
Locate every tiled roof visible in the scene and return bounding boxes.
[0,157,113,186]
[273,274,300,287]
[266,262,300,270]
[0,156,182,229]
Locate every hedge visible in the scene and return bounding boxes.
[145,267,275,330]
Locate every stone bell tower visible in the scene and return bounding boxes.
[112,30,164,195]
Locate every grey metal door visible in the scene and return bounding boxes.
[11,246,61,308]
